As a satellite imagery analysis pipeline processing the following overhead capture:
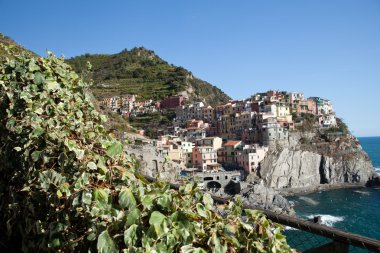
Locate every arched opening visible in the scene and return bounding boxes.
[206,181,221,191]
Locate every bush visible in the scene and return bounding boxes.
[0,47,292,252]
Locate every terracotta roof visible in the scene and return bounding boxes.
[187,127,200,130]
[224,140,241,147]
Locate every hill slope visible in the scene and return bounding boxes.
[66,47,231,105]
[0,33,37,60]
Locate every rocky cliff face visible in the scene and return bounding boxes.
[256,131,373,191]
[125,144,184,183]
[238,182,295,215]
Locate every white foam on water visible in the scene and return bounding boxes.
[284,226,299,231]
[353,190,370,195]
[374,167,380,176]
[306,214,344,227]
[298,196,319,206]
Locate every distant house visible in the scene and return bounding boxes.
[319,114,337,128]
[309,97,333,115]
[236,144,268,173]
[220,140,243,166]
[195,137,223,150]
[191,146,218,171]
[160,95,183,109]
[258,118,288,145]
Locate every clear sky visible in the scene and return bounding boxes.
[1,0,379,137]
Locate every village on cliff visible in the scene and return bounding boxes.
[101,90,337,189]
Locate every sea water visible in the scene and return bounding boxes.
[285,136,380,250]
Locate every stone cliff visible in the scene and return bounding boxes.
[255,130,373,192]
[123,133,184,182]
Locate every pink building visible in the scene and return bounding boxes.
[191,146,218,171]
[236,145,268,173]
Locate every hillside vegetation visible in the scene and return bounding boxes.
[0,47,291,252]
[66,47,231,106]
[0,33,37,60]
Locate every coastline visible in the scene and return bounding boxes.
[277,183,366,197]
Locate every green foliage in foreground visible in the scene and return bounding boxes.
[0,48,292,252]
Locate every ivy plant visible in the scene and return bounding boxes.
[0,46,293,252]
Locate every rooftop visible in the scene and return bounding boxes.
[224,140,241,147]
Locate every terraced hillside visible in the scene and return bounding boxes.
[66,47,231,106]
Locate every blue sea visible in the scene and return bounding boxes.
[285,136,380,251]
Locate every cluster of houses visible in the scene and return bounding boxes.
[101,94,158,116]
[101,95,184,116]
[154,91,337,176]
[108,91,337,179]
[154,135,268,175]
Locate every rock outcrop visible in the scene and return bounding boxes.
[237,182,295,215]
[255,131,373,192]
[125,144,184,183]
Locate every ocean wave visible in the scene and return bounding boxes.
[284,226,299,231]
[353,190,370,195]
[374,167,380,175]
[306,214,344,227]
[298,196,319,206]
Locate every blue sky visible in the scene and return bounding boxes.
[1,0,379,137]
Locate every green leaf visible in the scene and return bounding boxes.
[149,211,166,226]
[181,245,208,253]
[141,195,154,209]
[126,207,141,226]
[30,126,44,138]
[34,72,45,85]
[157,193,171,209]
[184,183,193,194]
[202,193,213,210]
[93,189,108,208]
[106,142,123,157]
[82,190,92,205]
[46,80,60,91]
[34,108,44,115]
[118,188,136,209]
[49,238,61,248]
[196,203,207,218]
[31,150,42,162]
[124,224,138,247]
[74,148,85,160]
[87,232,96,241]
[211,235,227,253]
[97,230,118,253]
[87,161,97,171]
[28,61,40,72]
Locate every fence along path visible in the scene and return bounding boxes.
[144,175,380,252]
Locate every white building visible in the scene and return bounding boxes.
[289,92,305,103]
[319,114,337,128]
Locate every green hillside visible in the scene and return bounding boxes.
[66,47,231,106]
